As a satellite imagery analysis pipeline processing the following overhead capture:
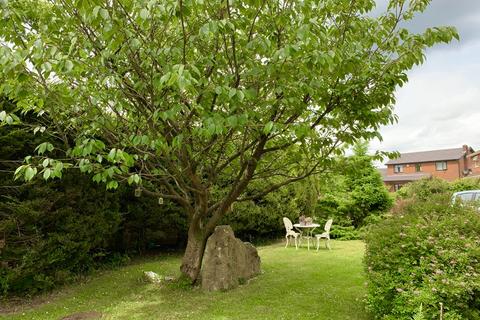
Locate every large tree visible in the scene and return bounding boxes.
[0,0,457,282]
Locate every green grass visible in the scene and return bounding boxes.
[1,240,370,320]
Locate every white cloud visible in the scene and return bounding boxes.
[369,1,480,165]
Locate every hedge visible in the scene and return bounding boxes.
[364,194,480,319]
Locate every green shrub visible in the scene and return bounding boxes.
[396,177,450,201]
[0,104,188,297]
[223,186,300,241]
[329,225,360,240]
[364,194,480,319]
[396,176,480,201]
[0,175,122,296]
[451,178,480,193]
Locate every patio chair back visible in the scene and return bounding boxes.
[283,217,294,232]
[324,219,333,233]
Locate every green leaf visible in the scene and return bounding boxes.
[132,135,142,145]
[82,143,93,156]
[65,60,74,72]
[14,165,26,180]
[139,8,149,20]
[127,174,141,185]
[131,38,141,49]
[106,180,118,190]
[237,90,245,101]
[35,142,54,155]
[93,173,102,183]
[263,121,274,134]
[68,37,78,55]
[108,148,116,161]
[24,166,37,181]
[99,8,109,20]
[227,115,238,127]
[92,5,101,18]
[106,167,115,178]
[43,168,51,180]
[134,174,141,184]
[36,142,47,155]
[42,62,52,72]
[54,162,63,172]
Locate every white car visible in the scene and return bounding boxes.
[451,190,480,207]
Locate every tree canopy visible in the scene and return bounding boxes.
[0,0,458,282]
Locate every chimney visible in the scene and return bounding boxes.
[463,145,471,175]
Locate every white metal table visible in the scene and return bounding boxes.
[293,223,320,250]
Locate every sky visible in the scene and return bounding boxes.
[368,0,480,166]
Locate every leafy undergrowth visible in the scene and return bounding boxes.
[0,240,369,320]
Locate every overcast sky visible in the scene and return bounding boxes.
[368,0,480,166]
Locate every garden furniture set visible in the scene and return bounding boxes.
[283,217,333,251]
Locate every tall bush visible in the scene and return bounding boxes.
[0,174,122,296]
[315,142,393,236]
[364,194,480,319]
[0,101,188,296]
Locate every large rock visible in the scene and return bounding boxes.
[201,225,261,291]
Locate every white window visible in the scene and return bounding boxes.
[394,165,404,173]
[394,184,402,191]
[435,161,447,171]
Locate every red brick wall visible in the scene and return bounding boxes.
[471,155,480,176]
[387,160,462,181]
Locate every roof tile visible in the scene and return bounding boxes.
[386,148,465,165]
[383,173,432,182]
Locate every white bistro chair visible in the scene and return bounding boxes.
[283,217,299,249]
[316,219,333,251]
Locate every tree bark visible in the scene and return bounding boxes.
[180,221,208,283]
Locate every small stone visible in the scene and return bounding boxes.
[164,276,175,282]
[143,271,162,284]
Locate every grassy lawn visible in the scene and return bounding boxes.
[1,240,370,320]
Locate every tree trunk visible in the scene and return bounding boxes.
[180,222,208,283]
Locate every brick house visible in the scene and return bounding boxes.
[467,150,480,177]
[381,145,476,192]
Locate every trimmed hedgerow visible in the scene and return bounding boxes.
[364,194,480,320]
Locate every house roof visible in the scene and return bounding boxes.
[386,147,466,165]
[383,173,432,182]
